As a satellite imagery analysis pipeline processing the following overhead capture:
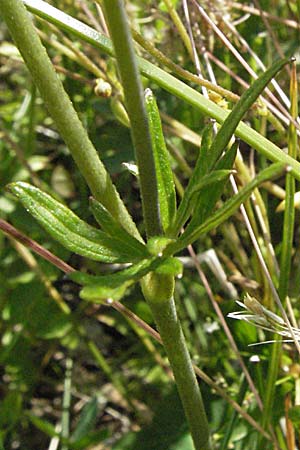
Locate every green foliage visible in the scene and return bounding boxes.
[70,256,181,302]
[145,88,177,232]
[8,182,148,263]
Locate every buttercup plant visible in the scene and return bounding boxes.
[0,0,298,449]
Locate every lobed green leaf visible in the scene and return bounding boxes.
[7,182,145,263]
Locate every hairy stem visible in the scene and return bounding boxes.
[150,295,211,449]
[0,0,140,239]
[101,0,162,238]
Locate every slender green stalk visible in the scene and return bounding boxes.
[102,2,211,447]
[162,0,193,58]
[219,375,248,450]
[0,0,139,240]
[144,288,212,450]
[278,61,298,299]
[22,1,300,182]
[101,0,161,238]
[84,337,131,404]
[131,28,239,102]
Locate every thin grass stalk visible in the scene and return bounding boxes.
[0,0,139,240]
[231,3,300,29]
[219,375,248,450]
[10,240,71,315]
[162,0,193,58]
[6,227,134,411]
[192,0,298,130]
[279,61,298,299]
[187,244,263,410]
[131,27,239,103]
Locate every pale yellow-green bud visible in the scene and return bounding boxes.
[141,272,174,303]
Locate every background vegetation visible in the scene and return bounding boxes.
[0,0,300,449]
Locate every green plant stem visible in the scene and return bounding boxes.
[148,293,212,450]
[22,0,300,182]
[131,27,239,103]
[101,0,162,238]
[258,340,281,448]
[0,0,139,240]
[101,3,211,447]
[278,61,298,300]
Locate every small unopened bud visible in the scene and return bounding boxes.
[94,78,112,98]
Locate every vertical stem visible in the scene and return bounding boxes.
[101,2,211,446]
[278,60,298,300]
[101,0,162,238]
[149,294,212,450]
[0,0,139,240]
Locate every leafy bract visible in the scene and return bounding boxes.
[145,89,176,232]
[70,256,182,302]
[196,122,214,178]
[7,182,148,263]
[191,141,238,227]
[90,197,147,251]
[169,169,233,236]
[165,162,286,255]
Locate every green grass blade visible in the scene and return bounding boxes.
[260,61,299,447]
[145,88,177,233]
[23,1,300,181]
[7,182,145,263]
[278,60,298,300]
[208,57,289,168]
[70,397,98,443]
